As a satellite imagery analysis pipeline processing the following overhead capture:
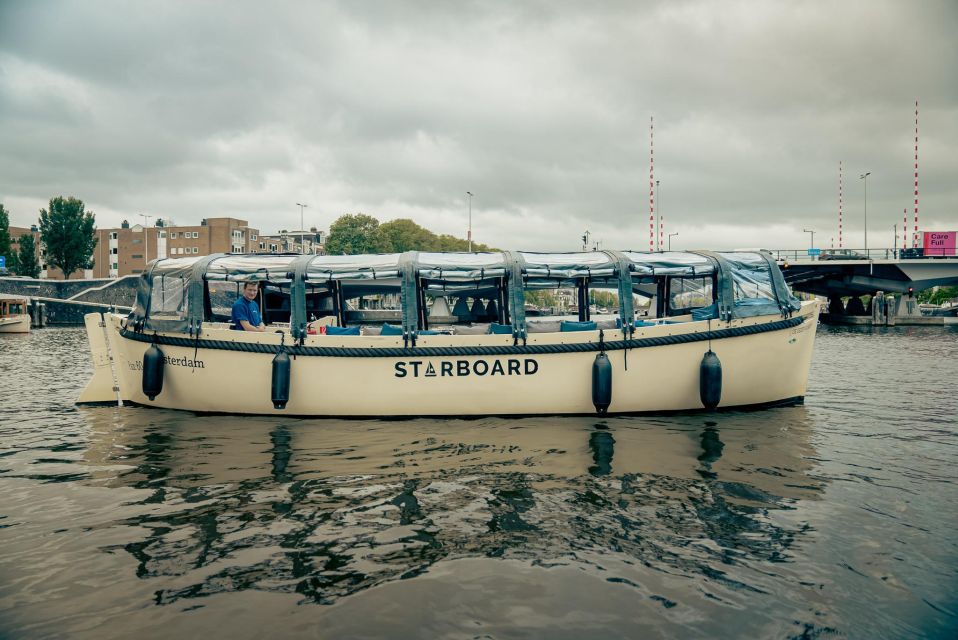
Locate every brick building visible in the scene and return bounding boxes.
[6,216,326,280]
[90,217,262,278]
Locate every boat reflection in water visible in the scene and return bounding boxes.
[80,407,825,631]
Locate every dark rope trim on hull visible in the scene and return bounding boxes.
[118,316,806,358]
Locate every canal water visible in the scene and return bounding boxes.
[0,325,956,639]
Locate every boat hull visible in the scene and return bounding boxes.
[0,315,31,333]
[80,301,819,416]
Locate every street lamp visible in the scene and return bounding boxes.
[296,203,308,254]
[140,214,153,265]
[803,228,815,256]
[859,172,870,257]
[466,192,473,252]
[668,232,678,251]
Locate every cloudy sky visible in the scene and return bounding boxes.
[1,0,956,252]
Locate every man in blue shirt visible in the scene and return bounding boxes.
[231,282,266,331]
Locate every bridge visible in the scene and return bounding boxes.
[766,248,958,298]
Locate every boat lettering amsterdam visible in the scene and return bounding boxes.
[129,355,206,371]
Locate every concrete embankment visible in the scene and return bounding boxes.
[0,276,137,326]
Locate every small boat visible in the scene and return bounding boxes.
[920,302,958,317]
[0,294,31,333]
[79,250,819,416]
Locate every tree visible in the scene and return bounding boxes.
[0,204,11,271]
[379,218,438,252]
[16,234,40,278]
[918,286,958,305]
[325,214,393,255]
[39,196,97,279]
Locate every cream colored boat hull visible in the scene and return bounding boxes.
[79,301,819,416]
[0,315,31,333]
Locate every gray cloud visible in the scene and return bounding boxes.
[1,0,956,251]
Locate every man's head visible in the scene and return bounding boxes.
[242,281,259,301]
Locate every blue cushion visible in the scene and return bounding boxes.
[380,323,404,335]
[560,320,597,332]
[691,304,719,321]
[418,330,439,335]
[488,323,513,334]
[323,325,360,335]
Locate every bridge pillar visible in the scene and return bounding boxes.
[846,296,867,316]
[885,294,897,326]
[828,296,845,315]
[896,293,922,319]
[872,291,886,325]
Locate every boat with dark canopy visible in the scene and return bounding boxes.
[79,250,819,415]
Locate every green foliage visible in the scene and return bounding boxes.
[379,218,436,252]
[917,286,958,305]
[39,196,97,279]
[7,248,19,275]
[324,214,392,255]
[524,290,558,307]
[0,204,11,269]
[434,234,495,252]
[16,234,40,278]
[591,290,619,308]
[326,214,497,255]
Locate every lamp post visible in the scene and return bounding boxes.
[296,203,308,254]
[140,214,153,266]
[466,191,473,252]
[803,228,815,258]
[668,232,678,251]
[860,172,870,257]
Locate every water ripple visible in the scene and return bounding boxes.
[0,326,956,638]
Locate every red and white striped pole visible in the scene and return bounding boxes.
[838,160,843,249]
[649,116,655,251]
[903,208,908,251]
[913,100,919,248]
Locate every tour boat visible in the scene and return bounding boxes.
[0,294,31,333]
[78,250,819,416]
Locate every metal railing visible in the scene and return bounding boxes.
[766,247,956,262]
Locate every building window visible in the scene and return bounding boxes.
[131,254,143,259]
[132,238,142,245]
[112,262,118,270]
[158,231,166,238]
[170,232,177,239]
[192,247,198,254]
[251,234,258,240]
[110,248,118,255]
[109,232,118,240]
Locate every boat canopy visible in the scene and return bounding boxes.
[129,250,799,339]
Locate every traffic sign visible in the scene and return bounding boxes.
[0,256,5,268]
[807,248,821,257]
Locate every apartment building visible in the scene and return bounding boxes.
[6,217,329,280]
[257,228,326,255]
[89,217,262,278]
